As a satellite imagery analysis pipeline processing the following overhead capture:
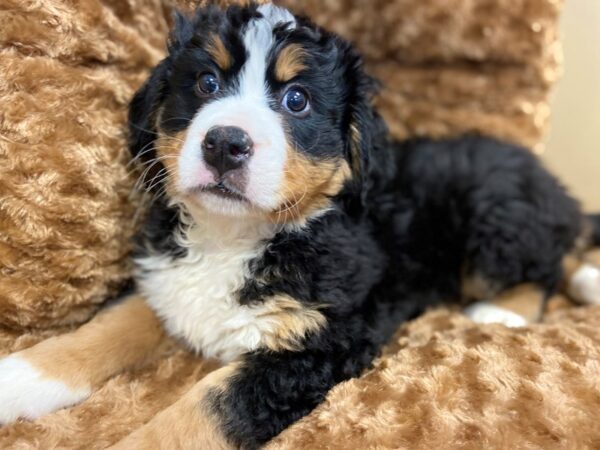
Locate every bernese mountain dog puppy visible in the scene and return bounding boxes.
[1,3,599,449]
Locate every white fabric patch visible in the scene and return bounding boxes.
[464,302,528,328]
[0,355,90,424]
[567,263,600,305]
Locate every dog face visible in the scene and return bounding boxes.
[130,3,377,224]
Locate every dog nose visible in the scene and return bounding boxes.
[203,126,253,177]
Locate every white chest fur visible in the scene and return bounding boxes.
[135,218,279,362]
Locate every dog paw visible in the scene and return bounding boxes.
[567,263,600,305]
[463,302,528,328]
[0,354,90,425]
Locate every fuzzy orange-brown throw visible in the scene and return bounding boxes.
[0,0,561,330]
[268,304,600,449]
[0,0,169,329]
[4,0,599,449]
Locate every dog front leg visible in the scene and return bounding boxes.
[110,340,354,450]
[109,362,239,450]
[0,295,165,424]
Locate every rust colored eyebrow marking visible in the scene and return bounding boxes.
[205,33,232,71]
[274,44,307,82]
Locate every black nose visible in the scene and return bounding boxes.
[203,126,253,177]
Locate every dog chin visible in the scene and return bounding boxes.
[190,191,256,218]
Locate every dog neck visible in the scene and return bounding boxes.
[177,201,279,250]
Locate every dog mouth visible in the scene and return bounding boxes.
[201,182,248,203]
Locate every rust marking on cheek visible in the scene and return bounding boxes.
[153,129,187,193]
[155,129,185,161]
[274,44,307,82]
[269,146,352,224]
[205,33,232,71]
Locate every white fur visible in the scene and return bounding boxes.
[567,263,600,305]
[0,354,90,424]
[178,4,296,215]
[136,212,287,362]
[464,302,528,328]
[141,5,320,362]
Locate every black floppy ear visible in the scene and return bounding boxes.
[127,10,193,160]
[128,59,171,161]
[343,47,386,205]
[170,10,195,53]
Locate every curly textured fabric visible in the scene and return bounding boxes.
[0,0,171,329]
[3,303,600,449]
[3,1,595,449]
[0,0,562,329]
[267,305,600,449]
[278,0,563,152]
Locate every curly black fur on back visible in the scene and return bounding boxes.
[212,135,582,448]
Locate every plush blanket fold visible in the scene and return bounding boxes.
[5,1,596,449]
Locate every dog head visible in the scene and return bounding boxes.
[129,2,379,225]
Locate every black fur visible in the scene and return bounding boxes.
[215,137,582,449]
[128,4,585,449]
[127,5,259,178]
[132,195,187,260]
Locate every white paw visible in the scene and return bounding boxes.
[464,302,528,328]
[0,354,90,424]
[568,263,600,305]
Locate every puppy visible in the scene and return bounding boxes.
[0,3,597,448]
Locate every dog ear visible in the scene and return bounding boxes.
[170,10,195,53]
[343,47,387,206]
[128,10,193,161]
[128,59,170,161]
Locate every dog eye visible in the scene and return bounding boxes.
[197,72,220,95]
[282,88,310,115]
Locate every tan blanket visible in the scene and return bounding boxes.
[5,1,596,449]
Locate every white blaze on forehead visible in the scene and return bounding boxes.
[240,4,296,99]
[257,3,296,27]
[177,4,297,214]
